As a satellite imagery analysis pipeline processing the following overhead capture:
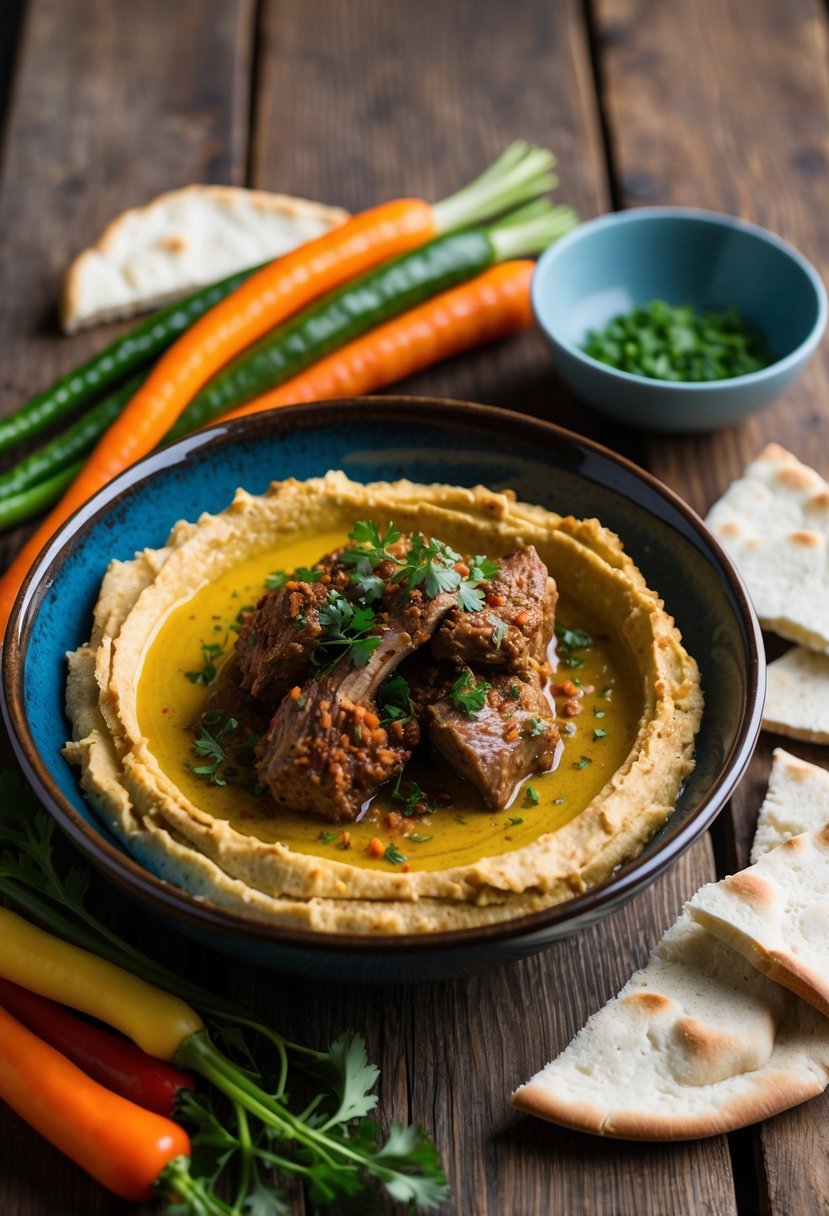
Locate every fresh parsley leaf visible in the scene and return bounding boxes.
[507,816,524,826]
[392,533,461,599]
[391,772,431,816]
[320,831,337,844]
[593,728,608,740]
[449,668,491,717]
[526,785,540,805]
[312,590,380,671]
[384,843,407,865]
[184,639,225,685]
[410,834,432,843]
[377,673,414,727]
[510,683,521,699]
[369,1122,450,1208]
[345,519,401,565]
[347,554,386,603]
[266,565,324,590]
[556,623,593,669]
[488,613,507,649]
[574,755,592,770]
[192,715,239,786]
[457,581,485,612]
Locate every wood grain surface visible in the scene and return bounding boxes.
[0,0,827,1213]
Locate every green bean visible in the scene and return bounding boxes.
[0,266,264,456]
[0,461,83,532]
[0,375,143,502]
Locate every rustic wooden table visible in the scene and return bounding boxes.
[1,1,828,1213]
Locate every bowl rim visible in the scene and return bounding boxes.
[532,205,829,392]
[2,396,766,955]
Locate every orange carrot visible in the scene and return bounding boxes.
[219,260,534,422]
[0,1002,190,1200]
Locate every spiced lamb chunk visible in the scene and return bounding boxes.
[427,670,559,810]
[236,577,333,703]
[256,681,411,823]
[257,587,458,820]
[431,546,557,672]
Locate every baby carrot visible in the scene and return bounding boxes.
[218,260,535,422]
[0,1003,190,1200]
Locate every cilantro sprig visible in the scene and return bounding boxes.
[192,713,239,786]
[555,623,593,669]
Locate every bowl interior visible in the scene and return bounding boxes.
[4,400,762,956]
[534,210,824,362]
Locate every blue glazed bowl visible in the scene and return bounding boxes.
[532,208,828,433]
[2,398,764,982]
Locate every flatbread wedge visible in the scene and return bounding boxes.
[763,647,829,743]
[512,749,829,1139]
[511,915,829,1139]
[705,443,829,654]
[751,748,829,862]
[61,185,348,333]
[688,824,829,1018]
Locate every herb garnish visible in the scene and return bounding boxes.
[185,640,225,685]
[507,816,524,827]
[488,613,507,649]
[312,589,380,671]
[192,714,239,785]
[574,755,592,770]
[377,673,414,727]
[509,683,521,700]
[526,786,540,805]
[593,728,608,740]
[266,565,325,589]
[384,843,407,865]
[410,833,433,844]
[555,624,593,669]
[391,772,432,816]
[525,716,549,738]
[449,668,492,717]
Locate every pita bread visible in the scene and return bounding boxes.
[61,186,348,333]
[763,647,829,743]
[513,748,829,1139]
[688,824,829,1019]
[751,748,829,862]
[705,443,829,654]
[512,914,829,1139]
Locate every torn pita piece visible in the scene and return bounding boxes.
[688,823,829,1020]
[61,186,348,333]
[705,443,829,654]
[763,647,829,744]
[513,748,829,1139]
[511,915,829,1139]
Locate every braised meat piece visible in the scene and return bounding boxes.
[430,546,557,672]
[427,671,559,810]
[236,577,337,703]
[256,585,457,821]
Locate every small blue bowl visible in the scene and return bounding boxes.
[533,207,828,433]
[2,399,764,982]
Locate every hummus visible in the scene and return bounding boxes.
[63,472,703,934]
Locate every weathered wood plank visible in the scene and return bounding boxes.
[246,3,735,1213]
[0,0,255,564]
[594,1,829,1211]
[0,2,255,1213]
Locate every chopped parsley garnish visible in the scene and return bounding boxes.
[192,715,239,786]
[449,668,492,717]
[410,834,432,844]
[599,686,613,700]
[593,728,608,740]
[488,613,507,649]
[344,519,401,564]
[507,816,524,827]
[594,708,606,718]
[509,684,521,700]
[525,786,540,805]
[185,640,225,685]
[574,755,592,770]
[377,673,414,728]
[320,831,337,844]
[525,716,549,738]
[555,623,593,669]
[312,590,380,671]
[266,565,325,590]
[391,772,431,816]
[456,554,499,612]
[229,604,255,633]
[392,532,463,598]
[383,843,407,865]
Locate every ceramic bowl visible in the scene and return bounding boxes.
[532,208,828,433]
[2,398,764,982]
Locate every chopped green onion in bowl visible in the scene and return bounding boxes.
[583,299,772,382]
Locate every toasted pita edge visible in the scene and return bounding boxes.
[60,185,349,333]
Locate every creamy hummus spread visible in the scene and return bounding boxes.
[63,473,703,934]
